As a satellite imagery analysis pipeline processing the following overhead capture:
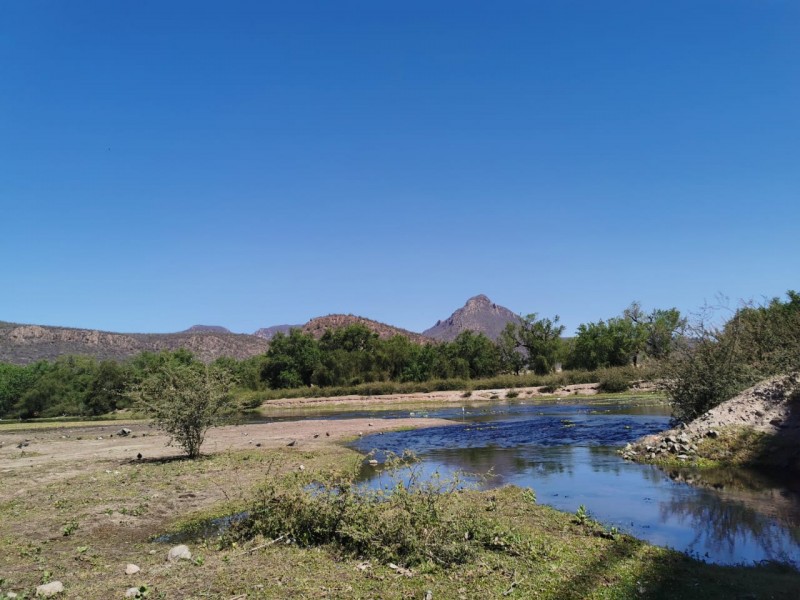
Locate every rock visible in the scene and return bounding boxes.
[6,592,18,598]
[117,428,132,437]
[677,454,689,461]
[298,465,305,471]
[125,563,140,575]
[125,588,141,598]
[367,459,379,466]
[286,440,296,447]
[36,581,64,596]
[325,432,330,437]
[770,418,783,427]
[706,430,719,439]
[255,443,261,447]
[167,544,192,561]
[136,453,143,460]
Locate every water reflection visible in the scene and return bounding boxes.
[351,404,800,568]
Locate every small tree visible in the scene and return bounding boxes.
[132,361,234,458]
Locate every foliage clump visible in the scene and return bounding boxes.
[663,291,800,421]
[231,453,517,567]
[131,358,234,458]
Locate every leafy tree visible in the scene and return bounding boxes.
[568,318,643,370]
[260,329,321,388]
[450,331,501,378]
[624,302,686,360]
[498,323,527,375]
[84,360,131,415]
[506,314,565,375]
[132,361,234,458]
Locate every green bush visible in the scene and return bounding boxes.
[597,371,632,393]
[663,292,800,421]
[231,453,516,567]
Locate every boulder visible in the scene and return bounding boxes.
[36,581,64,597]
[167,545,192,562]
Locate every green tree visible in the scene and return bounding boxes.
[260,329,321,388]
[84,360,130,415]
[132,361,234,458]
[624,302,686,360]
[568,318,643,370]
[451,331,501,378]
[508,314,565,375]
[497,323,527,375]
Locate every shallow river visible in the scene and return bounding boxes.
[330,400,800,568]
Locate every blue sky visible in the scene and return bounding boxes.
[1,1,798,335]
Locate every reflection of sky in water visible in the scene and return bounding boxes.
[351,405,800,568]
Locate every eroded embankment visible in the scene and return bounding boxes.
[622,373,800,470]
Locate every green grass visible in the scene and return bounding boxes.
[1,440,797,599]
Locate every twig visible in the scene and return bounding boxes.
[235,534,286,556]
[502,570,520,596]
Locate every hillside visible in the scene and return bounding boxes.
[0,321,268,365]
[301,314,431,344]
[182,325,232,334]
[423,294,521,341]
[253,324,302,340]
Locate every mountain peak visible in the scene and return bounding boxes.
[466,294,493,306]
[423,296,521,342]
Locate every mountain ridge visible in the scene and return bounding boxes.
[423,294,521,341]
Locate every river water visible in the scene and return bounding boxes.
[332,399,800,568]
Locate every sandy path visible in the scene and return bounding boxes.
[259,383,608,408]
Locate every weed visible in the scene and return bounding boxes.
[506,390,519,399]
[522,488,536,504]
[574,505,589,525]
[62,520,79,536]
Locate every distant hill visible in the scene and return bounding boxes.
[301,314,431,344]
[253,324,302,340]
[0,321,268,365]
[182,325,232,334]
[423,295,522,342]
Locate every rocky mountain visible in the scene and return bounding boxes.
[301,314,431,344]
[182,325,232,334]
[253,324,302,340]
[0,321,268,365]
[423,294,522,342]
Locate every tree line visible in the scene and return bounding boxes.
[0,302,689,420]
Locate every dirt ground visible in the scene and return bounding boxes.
[259,383,607,408]
[0,416,454,480]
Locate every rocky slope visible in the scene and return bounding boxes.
[253,324,302,340]
[0,321,268,364]
[182,325,232,334]
[423,294,521,342]
[622,373,800,465]
[301,315,431,344]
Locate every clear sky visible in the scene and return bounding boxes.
[1,1,798,335]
